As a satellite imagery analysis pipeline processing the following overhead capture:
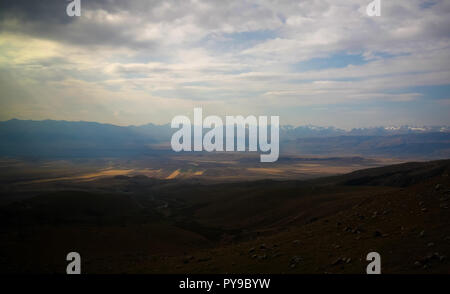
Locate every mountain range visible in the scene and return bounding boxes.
[0,119,449,159]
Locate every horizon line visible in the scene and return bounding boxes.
[1,118,450,132]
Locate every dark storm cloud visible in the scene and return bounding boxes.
[0,0,280,50]
[0,0,132,22]
[0,0,163,49]
[0,0,193,29]
[0,0,75,24]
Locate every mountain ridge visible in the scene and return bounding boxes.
[0,119,449,159]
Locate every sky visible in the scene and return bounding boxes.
[0,0,449,129]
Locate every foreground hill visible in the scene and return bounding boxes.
[0,159,449,273]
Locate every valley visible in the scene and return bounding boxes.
[0,158,449,274]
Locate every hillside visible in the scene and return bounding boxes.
[0,159,449,273]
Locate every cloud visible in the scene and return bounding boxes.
[0,0,449,127]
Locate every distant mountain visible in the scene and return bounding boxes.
[281,132,450,158]
[280,125,450,138]
[0,119,449,159]
[280,125,346,138]
[129,123,173,143]
[0,119,156,158]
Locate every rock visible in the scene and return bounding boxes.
[419,230,425,238]
[374,231,383,238]
[259,244,267,250]
[420,252,446,267]
[345,258,352,264]
[421,208,428,212]
[293,240,300,245]
[248,247,255,253]
[272,252,282,258]
[289,256,302,268]
[435,184,442,191]
[414,261,421,267]
[351,228,361,234]
[427,242,435,247]
[197,257,211,262]
[258,254,267,260]
[290,256,302,264]
[331,258,344,266]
